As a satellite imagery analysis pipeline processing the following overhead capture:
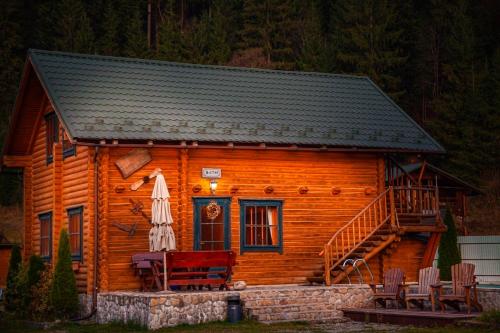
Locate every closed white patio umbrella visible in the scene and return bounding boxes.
[149,172,176,290]
[149,173,176,251]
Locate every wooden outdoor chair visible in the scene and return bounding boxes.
[403,267,440,311]
[433,263,483,314]
[369,268,405,309]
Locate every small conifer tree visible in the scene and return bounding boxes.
[27,254,45,288]
[50,229,79,319]
[4,244,22,311]
[438,208,462,280]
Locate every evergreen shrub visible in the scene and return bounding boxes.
[50,229,79,319]
[438,208,462,280]
[4,244,22,311]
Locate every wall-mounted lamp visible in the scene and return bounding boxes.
[210,179,218,195]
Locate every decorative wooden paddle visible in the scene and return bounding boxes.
[130,167,162,191]
[111,222,137,236]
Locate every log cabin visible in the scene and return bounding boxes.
[2,49,447,299]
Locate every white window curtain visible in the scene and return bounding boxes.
[267,207,278,245]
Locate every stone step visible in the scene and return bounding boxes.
[243,295,333,307]
[261,317,351,325]
[246,303,336,315]
[250,309,343,323]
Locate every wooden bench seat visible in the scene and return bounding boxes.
[131,250,236,291]
[162,250,237,291]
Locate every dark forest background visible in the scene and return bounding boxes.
[0,0,499,215]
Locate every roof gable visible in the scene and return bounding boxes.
[25,49,444,152]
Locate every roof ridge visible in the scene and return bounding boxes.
[28,48,369,81]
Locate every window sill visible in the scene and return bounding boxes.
[72,261,81,272]
[240,246,283,254]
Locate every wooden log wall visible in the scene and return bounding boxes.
[21,101,430,292]
[26,103,91,293]
[355,236,428,283]
[100,147,384,290]
[103,148,180,290]
[382,237,428,282]
[30,103,54,260]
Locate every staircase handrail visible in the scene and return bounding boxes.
[321,187,394,285]
[324,188,391,250]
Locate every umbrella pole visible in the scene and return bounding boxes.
[163,251,167,291]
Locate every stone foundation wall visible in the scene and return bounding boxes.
[95,285,373,329]
[477,288,500,311]
[78,294,93,317]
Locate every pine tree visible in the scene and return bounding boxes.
[157,0,188,62]
[122,0,150,58]
[426,0,487,183]
[190,0,232,65]
[297,1,330,72]
[96,0,120,56]
[237,0,298,69]
[51,0,95,53]
[333,0,407,100]
[438,208,462,280]
[0,1,24,151]
[50,229,79,319]
[4,244,22,311]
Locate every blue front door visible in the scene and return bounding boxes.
[193,197,231,250]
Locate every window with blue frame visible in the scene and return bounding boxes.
[45,113,59,164]
[239,200,283,254]
[39,212,52,261]
[67,206,83,261]
[62,130,75,158]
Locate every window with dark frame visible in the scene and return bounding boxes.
[62,130,76,158]
[39,212,52,261]
[45,113,59,164]
[239,200,283,254]
[67,206,83,261]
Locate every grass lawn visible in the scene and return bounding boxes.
[0,316,497,333]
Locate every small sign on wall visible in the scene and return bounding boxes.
[202,168,222,178]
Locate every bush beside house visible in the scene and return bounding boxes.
[438,208,462,280]
[50,229,79,319]
[4,244,21,311]
[3,230,79,321]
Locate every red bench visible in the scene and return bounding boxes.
[164,250,236,291]
[132,250,237,291]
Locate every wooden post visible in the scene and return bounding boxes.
[389,186,396,227]
[324,245,331,286]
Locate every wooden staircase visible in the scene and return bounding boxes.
[308,158,441,286]
[308,187,400,285]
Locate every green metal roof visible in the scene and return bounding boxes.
[29,49,444,152]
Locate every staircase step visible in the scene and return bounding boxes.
[307,276,325,284]
[369,235,389,241]
[374,229,392,235]
[361,240,381,247]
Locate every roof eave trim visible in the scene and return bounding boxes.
[73,139,446,154]
[28,49,76,144]
[425,163,484,195]
[1,57,33,157]
[365,78,446,154]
